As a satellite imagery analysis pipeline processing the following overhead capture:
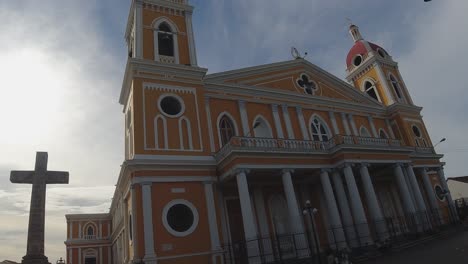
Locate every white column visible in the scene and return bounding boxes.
[253,188,274,262]
[141,183,157,263]
[100,247,103,264]
[331,171,358,248]
[359,164,387,241]
[204,182,221,253]
[296,106,310,140]
[79,222,82,239]
[69,248,72,264]
[385,119,395,139]
[78,248,81,264]
[329,111,340,135]
[131,185,139,260]
[343,164,372,245]
[341,113,351,136]
[272,104,284,139]
[347,114,358,136]
[437,167,459,221]
[185,10,198,66]
[368,116,378,138]
[239,100,250,136]
[69,221,73,239]
[205,97,215,152]
[394,164,417,214]
[375,64,395,105]
[320,170,347,249]
[282,105,295,139]
[406,165,428,213]
[421,168,443,224]
[236,170,260,263]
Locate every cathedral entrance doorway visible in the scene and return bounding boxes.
[269,194,295,259]
[225,198,248,263]
[84,257,96,264]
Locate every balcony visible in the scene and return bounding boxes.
[159,55,175,64]
[215,135,404,163]
[84,235,97,240]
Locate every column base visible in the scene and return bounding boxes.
[22,254,51,264]
[143,254,158,264]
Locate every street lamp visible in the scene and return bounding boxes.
[303,200,321,264]
[56,257,65,264]
[434,138,446,147]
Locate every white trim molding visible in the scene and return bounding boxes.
[162,199,199,237]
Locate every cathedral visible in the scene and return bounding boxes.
[64,0,459,263]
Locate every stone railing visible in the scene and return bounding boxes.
[215,135,405,162]
[84,235,97,240]
[159,55,175,64]
[166,0,187,4]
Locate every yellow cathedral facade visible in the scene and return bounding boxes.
[64,0,459,263]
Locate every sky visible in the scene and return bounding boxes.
[1,0,467,261]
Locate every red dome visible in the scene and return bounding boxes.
[346,40,387,68]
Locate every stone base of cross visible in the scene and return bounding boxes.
[10,152,69,264]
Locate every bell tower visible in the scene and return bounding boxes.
[345,24,414,106]
[125,0,198,66]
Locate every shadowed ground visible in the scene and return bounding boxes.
[363,228,468,264]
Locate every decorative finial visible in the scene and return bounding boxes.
[346,18,353,26]
[291,47,308,60]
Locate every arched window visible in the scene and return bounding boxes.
[158,23,174,57]
[253,117,273,138]
[379,129,389,139]
[219,115,235,146]
[389,75,402,99]
[360,126,371,138]
[310,116,330,142]
[364,81,381,102]
[87,226,94,236]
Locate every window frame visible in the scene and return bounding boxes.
[362,80,382,102]
[309,115,332,142]
[162,199,199,237]
[217,112,239,147]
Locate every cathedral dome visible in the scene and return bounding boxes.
[346,40,387,68]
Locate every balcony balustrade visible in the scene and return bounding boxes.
[215,135,405,162]
[84,235,97,240]
[159,55,175,64]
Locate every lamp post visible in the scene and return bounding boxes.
[303,200,321,264]
[56,257,65,264]
[434,138,446,147]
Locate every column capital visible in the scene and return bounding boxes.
[281,104,289,110]
[295,105,303,111]
[235,168,250,175]
[393,163,404,168]
[359,163,370,168]
[281,169,295,175]
[141,182,152,186]
[404,163,414,168]
[271,104,279,112]
[320,168,332,174]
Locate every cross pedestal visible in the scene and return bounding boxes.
[10,152,69,264]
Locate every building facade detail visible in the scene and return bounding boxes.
[65,2,457,263]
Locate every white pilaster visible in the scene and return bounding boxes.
[296,106,310,140]
[396,70,414,105]
[79,222,82,239]
[205,97,215,152]
[385,119,396,139]
[99,221,102,239]
[320,170,347,249]
[282,105,295,139]
[347,114,358,136]
[343,164,372,245]
[131,185,139,260]
[236,170,260,263]
[100,247,103,264]
[374,64,395,105]
[141,183,157,263]
[421,168,441,218]
[329,111,340,135]
[406,165,428,213]
[78,248,81,264]
[69,248,72,264]
[368,116,378,138]
[185,10,198,66]
[272,104,284,139]
[204,182,221,252]
[69,221,73,239]
[359,164,387,240]
[134,1,143,59]
[341,113,351,136]
[331,170,358,248]
[239,100,250,136]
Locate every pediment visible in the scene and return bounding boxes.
[205,59,382,107]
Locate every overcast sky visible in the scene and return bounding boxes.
[1,0,467,262]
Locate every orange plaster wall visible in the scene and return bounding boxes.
[302,109,333,137]
[354,68,392,106]
[288,107,303,139]
[150,182,212,257]
[141,9,191,64]
[373,118,388,136]
[354,115,371,135]
[135,184,145,258]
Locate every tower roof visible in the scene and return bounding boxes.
[346,24,388,68]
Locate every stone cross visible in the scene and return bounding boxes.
[10,152,69,264]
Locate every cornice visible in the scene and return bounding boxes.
[119,58,208,108]
[65,213,111,220]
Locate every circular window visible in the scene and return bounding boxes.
[162,199,199,237]
[377,48,386,58]
[434,185,446,201]
[353,55,363,66]
[158,95,184,117]
[412,125,421,138]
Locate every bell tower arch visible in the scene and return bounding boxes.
[126,0,198,66]
[345,24,414,106]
